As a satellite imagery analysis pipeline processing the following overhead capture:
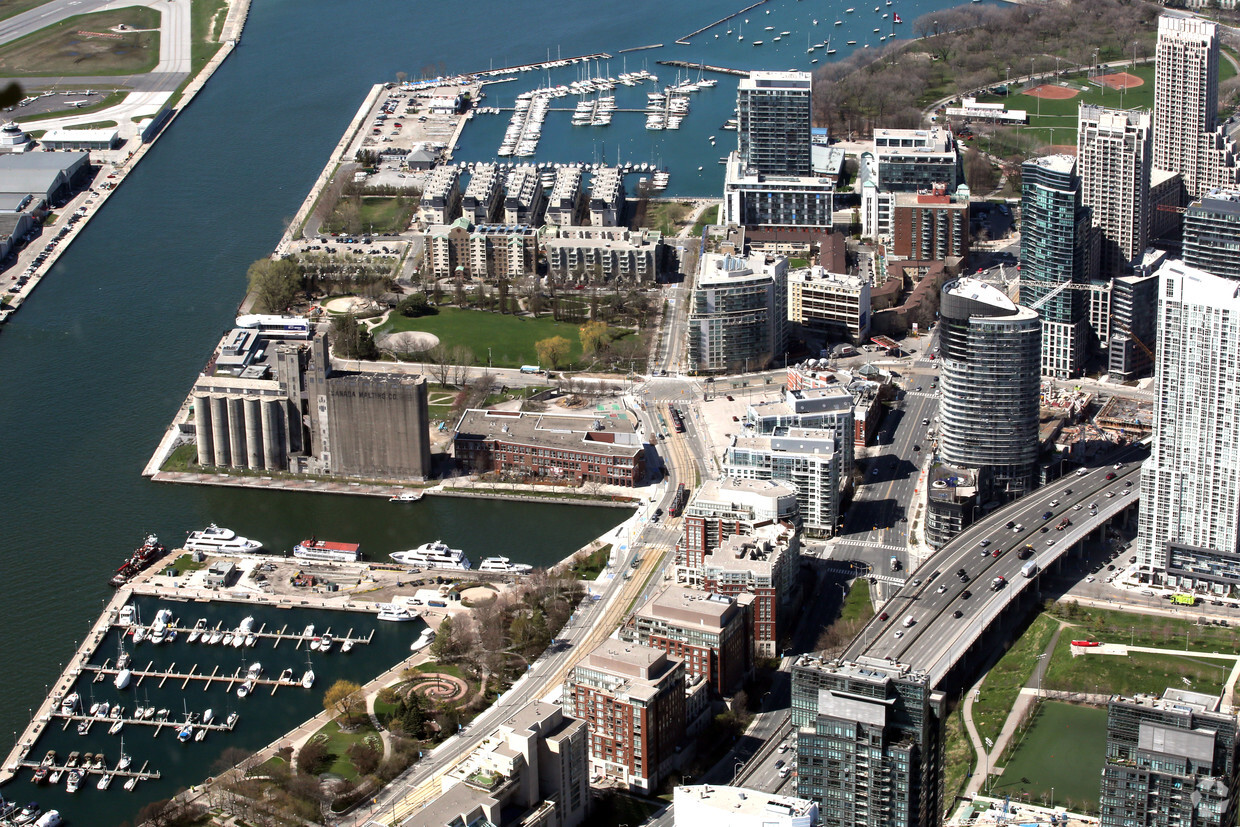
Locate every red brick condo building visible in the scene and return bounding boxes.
[453,409,647,487]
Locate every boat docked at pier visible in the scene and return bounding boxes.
[477,556,533,574]
[389,491,423,503]
[390,540,471,570]
[294,539,361,563]
[376,604,417,622]
[184,524,262,554]
[109,534,167,587]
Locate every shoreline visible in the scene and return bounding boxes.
[0,0,254,327]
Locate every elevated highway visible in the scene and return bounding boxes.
[843,445,1147,687]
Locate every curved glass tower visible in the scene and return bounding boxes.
[939,278,1042,499]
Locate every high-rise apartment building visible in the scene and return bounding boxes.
[723,429,840,536]
[631,587,751,695]
[737,71,812,176]
[562,641,686,792]
[938,278,1042,499]
[1138,260,1240,589]
[1100,689,1240,827]
[1077,105,1152,278]
[1184,188,1240,280]
[873,127,963,193]
[1020,154,1096,377]
[891,184,971,261]
[687,253,788,374]
[791,655,945,827]
[681,478,799,569]
[1153,15,1239,199]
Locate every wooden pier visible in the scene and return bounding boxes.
[657,60,751,78]
[81,662,314,696]
[53,711,238,738]
[674,0,772,44]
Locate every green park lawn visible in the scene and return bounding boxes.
[0,7,161,76]
[376,307,589,369]
[1042,646,1230,698]
[972,614,1059,747]
[994,702,1108,814]
[310,718,383,782]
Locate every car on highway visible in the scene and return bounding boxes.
[780,766,792,778]
[775,760,786,769]
[1040,526,1050,533]
[1073,504,1083,510]
[1114,463,1123,469]
[1106,472,1117,480]
[1076,468,1088,476]
[879,612,889,621]
[961,590,972,599]
[979,539,991,547]
[914,445,920,451]
[1047,538,1055,545]
[956,568,967,578]
[953,610,963,618]
[1042,511,1053,520]
[1018,546,1034,559]
[980,548,992,556]
[1049,500,1059,507]
[894,630,904,639]
[1005,521,1016,529]
[937,584,948,594]
[991,576,1006,591]
[992,549,1004,557]
[1106,492,1115,498]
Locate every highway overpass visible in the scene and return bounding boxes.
[843,445,1147,688]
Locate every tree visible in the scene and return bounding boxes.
[450,344,474,385]
[424,343,453,386]
[297,738,331,775]
[331,313,379,360]
[578,320,610,356]
[323,679,365,723]
[535,335,572,370]
[431,616,460,660]
[247,257,303,314]
[347,741,381,776]
[397,293,438,318]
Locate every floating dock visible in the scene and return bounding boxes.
[675,0,772,44]
[82,661,316,696]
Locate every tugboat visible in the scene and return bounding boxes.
[109,535,167,588]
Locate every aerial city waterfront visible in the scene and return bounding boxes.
[1,0,1240,825]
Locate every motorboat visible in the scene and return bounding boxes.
[238,616,254,636]
[341,639,354,653]
[245,632,257,648]
[318,634,334,654]
[278,668,294,684]
[47,768,61,786]
[156,708,170,720]
[91,755,105,771]
[309,637,321,651]
[65,753,79,769]
[65,771,82,793]
[177,723,193,742]
[117,604,136,626]
[246,663,263,679]
[95,702,110,719]
[34,812,62,827]
[59,693,79,716]
[142,706,154,720]
[222,632,234,647]
[389,491,423,502]
[132,705,145,720]
[231,629,245,648]
[478,556,533,574]
[114,669,132,690]
[96,773,112,790]
[301,624,315,641]
[31,766,49,785]
[152,608,173,631]
[236,679,254,699]
[301,669,315,690]
[390,540,471,570]
[293,538,361,563]
[376,604,417,622]
[202,709,214,726]
[123,776,138,791]
[40,751,56,768]
[226,711,239,728]
[188,619,206,643]
[149,626,165,645]
[208,628,224,645]
[132,627,147,645]
[108,719,123,735]
[14,803,41,825]
[76,722,90,736]
[89,701,103,717]
[184,524,262,554]
[410,628,436,653]
[194,727,207,742]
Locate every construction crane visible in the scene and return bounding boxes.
[1013,277,1098,312]
[1110,317,1155,363]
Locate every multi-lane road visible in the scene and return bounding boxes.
[848,446,1148,682]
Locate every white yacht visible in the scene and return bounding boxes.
[301,669,315,689]
[376,604,417,622]
[114,669,132,690]
[390,540,471,570]
[318,634,334,654]
[117,604,136,627]
[208,628,224,645]
[246,663,263,679]
[187,619,206,643]
[301,624,315,642]
[184,525,262,554]
[410,628,436,653]
[478,556,533,574]
[65,770,82,793]
[236,679,254,699]
[59,693,79,716]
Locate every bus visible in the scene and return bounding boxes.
[669,483,688,518]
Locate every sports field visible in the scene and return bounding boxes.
[976,59,1236,148]
[993,702,1108,813]
[374,307,588,369]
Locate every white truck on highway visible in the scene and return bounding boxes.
[1021,560,1038,578]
